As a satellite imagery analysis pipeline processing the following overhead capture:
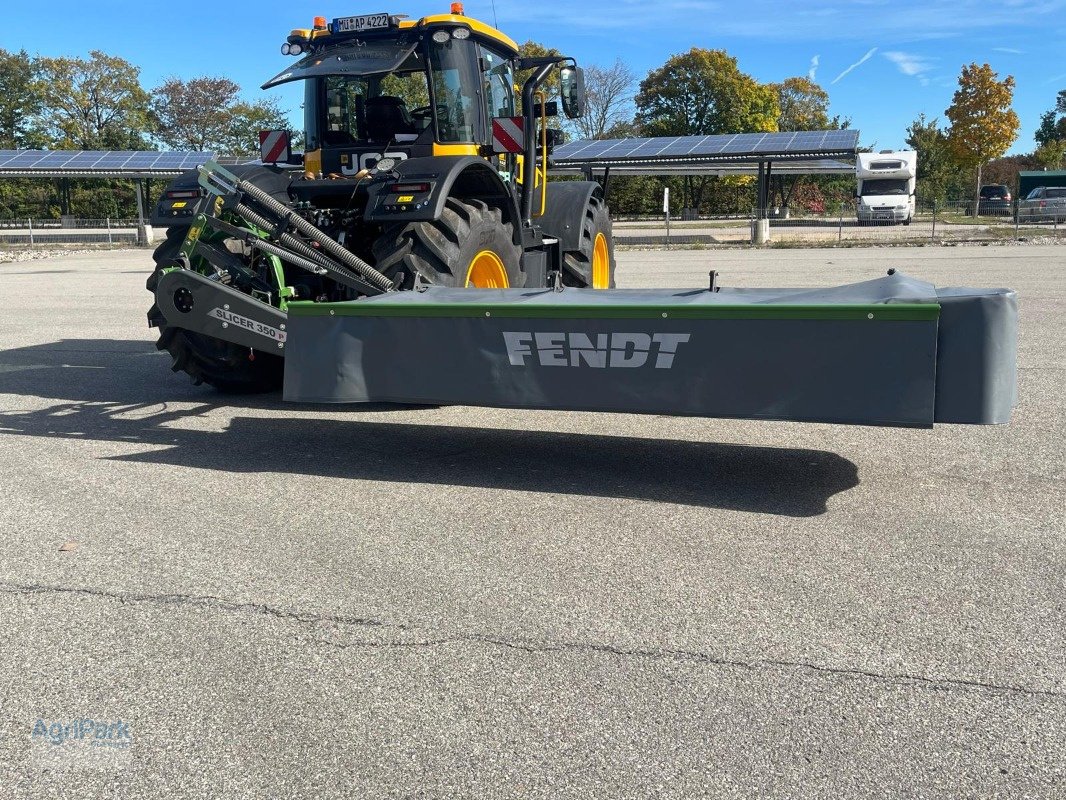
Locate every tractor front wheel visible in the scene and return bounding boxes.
[372,198,524,289]
[562,195,615,288]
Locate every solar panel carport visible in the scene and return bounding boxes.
[550,131,861,242]
[0,150,215,245]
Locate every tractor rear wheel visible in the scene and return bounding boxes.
[146,228,284,393]
[371,197,524,289]
[562,195,615,289]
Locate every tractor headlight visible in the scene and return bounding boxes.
[289,42,303,56]
[452,27,470,39]
[432,30,451,43]
[281,43,291,55]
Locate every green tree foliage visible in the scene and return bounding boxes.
[905,113,966,204]
[944,63,1020,216]
[636,48,778,137]
[152,76,291,155]
[1034,90,1066,147]
[635,49,777,212]
[1033,140,1066,170]
[219,99,291,157]
[0,49,46,148]
[35,51,153,149]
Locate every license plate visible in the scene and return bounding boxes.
[334,13,390,32]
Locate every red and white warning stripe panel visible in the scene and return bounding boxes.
[492,117,524,154]
[259,130,291,164]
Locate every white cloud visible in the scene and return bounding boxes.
[808,54,820,82]
[831,48,878,84]
[883,51,936,86]
[992,47,1025,54]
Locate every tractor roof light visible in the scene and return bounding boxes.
[289,42,303,56]
[281,43,291,55]
[313,15,328,29]
[432,30,451,42]
[450,2,464,14]
[452,27,470,39]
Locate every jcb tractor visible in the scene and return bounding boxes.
[148,6,614,391]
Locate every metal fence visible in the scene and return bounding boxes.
[613,201,1066,247]
[1,204,1062,251]
[0,218,147,247]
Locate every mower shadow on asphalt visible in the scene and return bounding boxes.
[0,339,859,517]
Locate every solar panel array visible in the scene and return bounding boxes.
[0,150,214,173]
[552,131,860,165]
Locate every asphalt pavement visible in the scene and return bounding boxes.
[0,243,1063,797]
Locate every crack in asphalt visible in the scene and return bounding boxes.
[0,581,400,631]
[3,580,1062,701]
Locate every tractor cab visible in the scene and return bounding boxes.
[264,8,567,180]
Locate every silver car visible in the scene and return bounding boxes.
[1018,186,1066,222]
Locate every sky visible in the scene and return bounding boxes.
[2,0,1063,154]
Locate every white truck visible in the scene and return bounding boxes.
[856,150,917,225]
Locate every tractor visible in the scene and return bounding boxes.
[148,6,615,391]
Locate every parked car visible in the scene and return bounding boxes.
[967,184,1012,216]
[1017,186,1066,222]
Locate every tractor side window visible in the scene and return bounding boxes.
[480,47,515,121]
[428,38,482,143]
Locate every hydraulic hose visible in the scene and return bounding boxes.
[236,178,395,293]
[231,202,382,295]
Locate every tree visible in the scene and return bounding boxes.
[905,113,965,205]
[944,63,1020,217]
[1034,90,1066,147]
[152,77,243,151]
[218,99,291,157]
[569,59,636,141]
[773,77,831,132]
[768,77,851,209]
[0,49,46,148]
[515,40,562,113]
[636,48,778,137]
[1033,140,1066,170]
[35,51,153,149]
[636,48,778,210]
[152,76,292,155]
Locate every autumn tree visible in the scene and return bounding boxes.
[569,59,636,140]
[944,63,1020,217]
[636,48,778,210]
[152,76,290,155]
[36,51,153,149]
[768,77,850,209]
[773,77,831,132]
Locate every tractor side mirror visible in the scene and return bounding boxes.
[544,127,565,153]
[559,67,586,119]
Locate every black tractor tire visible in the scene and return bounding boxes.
[561,195,616,289]
[371,197,524,289]
[146,228,285,393]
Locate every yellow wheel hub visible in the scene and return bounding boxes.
[465,250,509,288]
[592,232,610,289]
